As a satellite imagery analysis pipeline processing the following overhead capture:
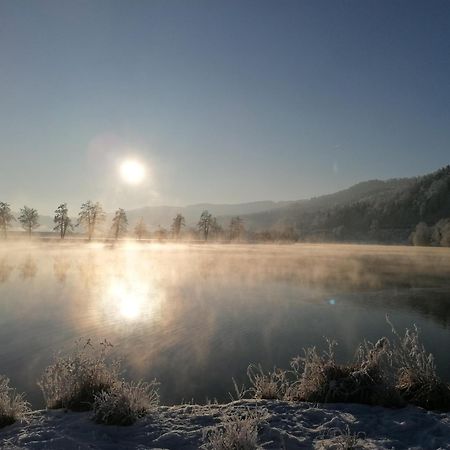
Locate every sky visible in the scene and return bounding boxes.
[1,0,449,214]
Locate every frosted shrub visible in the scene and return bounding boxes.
[316,424,366,450]
[202,408,263,450]
[388,321,450,410]
[38,339,120,411]
[247,342,350,404]
[0,375,30,428]
[281,339,371,404]
[350,337,402,406]
[247,364,287,400]
[297,338,397,406]
[92,380,159,426]
[247,322,448,409]
[287,340,341,402]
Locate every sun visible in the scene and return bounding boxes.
[119,159,146,185]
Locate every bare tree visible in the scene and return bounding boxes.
[53,203,73,239]
[134,217,148,240]
[77,201,105,241]
[198,210,213,241]
[18,206,40,237]
[0,202,15,239]
[171,213,185,239]
[111,208,128,240]
[229,216,245,241]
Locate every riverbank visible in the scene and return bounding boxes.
[1,400,449,449]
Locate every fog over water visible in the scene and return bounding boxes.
[0,242,449,408]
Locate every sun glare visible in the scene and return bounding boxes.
[108,280,143,320]
[119,296,141,320]
[119,159,146,185]
[106,277,160,322]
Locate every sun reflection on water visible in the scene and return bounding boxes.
[107,278,158,321]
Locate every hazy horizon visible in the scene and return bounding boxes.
[2,165,437,217]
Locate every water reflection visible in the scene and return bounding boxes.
[106,278,160,321]
[0,257,14,283]
[19,255,37,280]
[77,257,99,287]
[343,289,450,328]
[53,256,71,283]
[0,243,449,408]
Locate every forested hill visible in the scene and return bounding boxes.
[239,166,450,243]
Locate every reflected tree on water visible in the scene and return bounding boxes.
[77,254,101,288]
[19,255,37,280]
[0,202,15,239]
[0,257,14,283]
[53,256,71,283]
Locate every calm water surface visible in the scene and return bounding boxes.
[0,242,449,408]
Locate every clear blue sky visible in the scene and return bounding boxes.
[1,0,449,214]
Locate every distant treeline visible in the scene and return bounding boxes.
[2,166,450,245]
[0,201,298,243]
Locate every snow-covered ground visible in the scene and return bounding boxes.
[1,400,449,449]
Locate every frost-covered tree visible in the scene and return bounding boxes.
[411,222,431,246]
[432,218,450,247]
[134,217,148,240]
[18,206,39,237]
[77,201,105,241]
[111,208,128,240]
[171,213,185,239]
[53,203,73,239]
[198,210,213,241]
[441,223,450,247]
[0,202,15,239]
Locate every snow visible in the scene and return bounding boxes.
[1,400,449,449]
